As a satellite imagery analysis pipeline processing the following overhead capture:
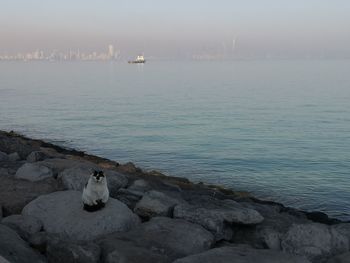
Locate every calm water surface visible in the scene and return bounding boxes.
[0,60,349,220]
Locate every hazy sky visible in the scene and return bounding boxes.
[1,0,350,58]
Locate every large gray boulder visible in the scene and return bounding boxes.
[8,152,21,162]
[128,179,152,192]
[2,214,42,240]
[104,170,129,194]
[99,239,170,263]
[232,202,310,250]
[173,246,311,263]
[0,151,8,161]
[58,166,128,192]
[281,223,349,262]
[15,162,53,182]
[0,175,60,216]
[47,235,101,263]
[26,151,48,162]
[0,132,39,159]
[0,256,10,263]
[327,252,350,263]
[114,188,145,209]
[37,158,96,176]
[99,217,214,260]
[22,190,140,241]
[0,224,45,263]
[174,199,264,241]
[57,165,96,190]
[134,190,186,219]
[333,224,350,241]
[0,168,9,176]
[28,232,49,253]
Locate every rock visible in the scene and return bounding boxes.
[305,211,341,225]
[173,199,264,241]
[0,224,45,263]
[38,158,94,176]
[173,246,311,263]
[28,232,49,253]
[104,170,129,193]
[1,214,42,240]
[58,165,96,190]
[117,162,139,174]
[99,217,214,260]
[128,179,151,192]
[0,168,9,176]
[327,252,350,263]
[0,151,8,161]
[232,202,309,250]
[113,188,144,209]
[47,235,100,263]
[58,166,128,193]
[134,190,185,219]
[8,152,21,162]
[0,176,60,216]
[0,256,10,263]
[281,223,349,262]
[15,162,53,182]
[333,224,350,241]
[22,190,140,241]
[39,147,65,159]
[0,132,40,159]
[26,151,48,162]
[99,239,170,263]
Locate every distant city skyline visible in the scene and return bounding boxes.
[1,0,350,59]
[0,44,121,61]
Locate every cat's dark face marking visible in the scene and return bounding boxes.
[92,170,105,182]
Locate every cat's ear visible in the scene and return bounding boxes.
[93,170,98,176]
[98,171,105,177]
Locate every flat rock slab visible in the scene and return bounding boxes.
[173,246,311,263]
[0,224,45,263]
[174,199,264,241]
[134,190,186,219]
[15,162,53,182]
[22,190,140,241]
[282,223,349,262]
[99,217,214,260]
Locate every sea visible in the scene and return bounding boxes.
[0,59,349,220]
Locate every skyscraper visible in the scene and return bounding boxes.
[108,44,114,59]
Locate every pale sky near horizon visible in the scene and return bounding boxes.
[1,0,350,58]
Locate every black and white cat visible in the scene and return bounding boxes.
[82,170,109,212]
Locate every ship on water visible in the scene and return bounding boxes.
[128,55,146,64]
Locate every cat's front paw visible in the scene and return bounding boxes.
[96,199,106,207]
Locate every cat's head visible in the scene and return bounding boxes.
[91,170,105,183]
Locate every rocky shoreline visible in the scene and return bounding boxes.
[0,130,349,263]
